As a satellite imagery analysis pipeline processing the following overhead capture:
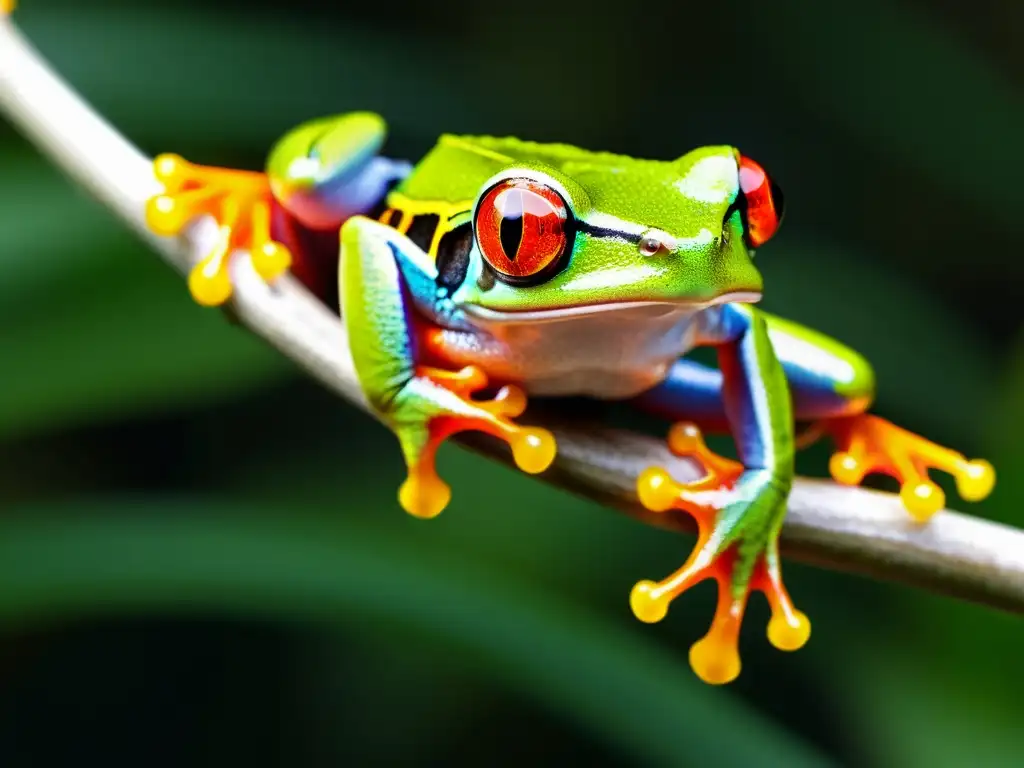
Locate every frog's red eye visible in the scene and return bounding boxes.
[737,155,785,248]
[474,179,572,285]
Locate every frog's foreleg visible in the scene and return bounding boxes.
[630,304,809,685]
[635,310,994,519]
[340,216,556,519]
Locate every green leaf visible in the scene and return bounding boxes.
[0,500,831,768]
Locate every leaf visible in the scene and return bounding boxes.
[0,499,831,768]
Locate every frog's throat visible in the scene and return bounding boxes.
[459,291,762,324]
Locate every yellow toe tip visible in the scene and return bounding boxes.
[153,153,190,185]
[511,428,556,474]
[767,610,811,651]
[629,580,669,623]
[187,263,233,307]
[398,475,451,519]
[900,480,945,522]
[689,636,741,685]
[957,459,995,502]
[252,241,292,282]
[636,467,678,513]
[667,422,703,455]
[145,195,189,236]
[829,451,863,486]
[495,386,527,418]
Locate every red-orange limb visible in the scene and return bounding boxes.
[632,422,809,685]
[823,414,995,521]
[145,154,293,306]
[394,365,555,519]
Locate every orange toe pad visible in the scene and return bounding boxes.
[824,414,995,521]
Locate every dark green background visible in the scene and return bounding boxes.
[1,1,1022,765]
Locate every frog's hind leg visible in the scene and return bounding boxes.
[146,155,291,306]
[633,310,994,520]
[340,216,556,519]
[145,112,409,307]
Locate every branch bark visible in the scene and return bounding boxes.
[3,14,1023,613]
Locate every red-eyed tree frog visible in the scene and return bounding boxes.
[145,112,995,685]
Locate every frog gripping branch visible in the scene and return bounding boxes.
[138,108,997,685]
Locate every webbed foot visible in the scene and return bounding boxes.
[145,154,292,306]
[391,365,556,519]
[823,415,995,521]
[632,423,809,685]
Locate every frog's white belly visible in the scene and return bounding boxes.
[435,304,705,399]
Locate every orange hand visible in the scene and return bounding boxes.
[393,366,555,519]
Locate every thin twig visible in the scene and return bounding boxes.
[2,15,1023,613]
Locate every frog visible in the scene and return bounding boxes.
[145,112,996,685]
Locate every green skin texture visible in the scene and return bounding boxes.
[266,112,876,607]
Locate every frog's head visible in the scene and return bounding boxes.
[449,142,784,322]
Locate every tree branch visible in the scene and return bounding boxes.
[3,14,1023,613]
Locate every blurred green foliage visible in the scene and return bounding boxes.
[0,1,1021,765]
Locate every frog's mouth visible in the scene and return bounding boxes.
[460,291,762,324]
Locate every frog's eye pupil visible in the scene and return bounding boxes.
[737,155,785,249]
[475,179,571,284]
[498,190,525,260]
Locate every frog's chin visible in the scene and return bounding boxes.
[460,291,762,324]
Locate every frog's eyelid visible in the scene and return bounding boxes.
[575,221,642,244]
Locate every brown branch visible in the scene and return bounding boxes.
[2,13,1023,613]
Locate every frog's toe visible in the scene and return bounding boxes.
[824,415,995,521]
[637,423,743,512]
[630,550,811,685]
[633,448,808,685]
[146,153,292,306]
[628,518,810,685]
[391,367,556,518]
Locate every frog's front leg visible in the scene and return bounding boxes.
[340,216,556,518]
[630,304,809,685]
[636,311,995,520]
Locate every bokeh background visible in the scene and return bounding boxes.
[1,0,1022,765]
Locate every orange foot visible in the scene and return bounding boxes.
[631,423,809,685]
[393,366,556,519]
[823,414,995,521]
[145,154,292,306]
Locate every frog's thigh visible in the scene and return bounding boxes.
[635,312,875,423]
